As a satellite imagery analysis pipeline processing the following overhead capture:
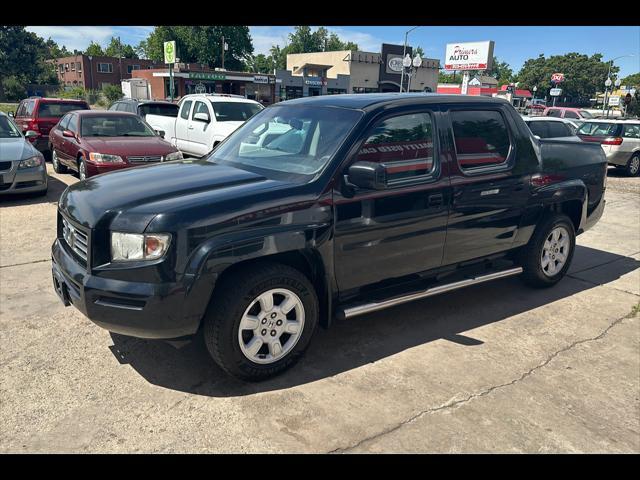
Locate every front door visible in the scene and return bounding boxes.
[442,106,531,265]
[189,100,216,156]
[333,108,451,297]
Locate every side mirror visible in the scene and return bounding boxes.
[346,161,387,190]
[155,129,165,138]
[8,111,14,117]
[62,130,75,138]
[193,112,210,123]
[24,130,39,139]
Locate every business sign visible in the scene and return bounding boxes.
[189,72,226,81]
[607,96,620,106]
[387,56,404,73]
[551,73,565,83]
[253,75,270,84]
[194,83,206,94]
[305,78,326,86]
[550,88,562,96]
[444,41,494,71]
[163,41,176,64]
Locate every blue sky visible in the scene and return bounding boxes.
[26,25,640,78]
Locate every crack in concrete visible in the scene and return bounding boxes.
[0,258,50,269]
[329,311,636,454]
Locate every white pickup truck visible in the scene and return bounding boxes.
[145,94,264,158]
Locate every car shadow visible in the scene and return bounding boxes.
[0,173,70,207]
[108,245,640,397]
[607,166,632,178]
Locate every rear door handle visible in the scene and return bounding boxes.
[428,193,444,207]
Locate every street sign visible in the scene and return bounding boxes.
[607,96,620,106]
[163,41,176,64]
[551,73,565,83]
[550,88,562,96]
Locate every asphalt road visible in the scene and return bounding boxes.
[0,164,638,453]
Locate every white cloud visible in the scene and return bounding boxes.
[329,27,381,52]
[26,26,116,52]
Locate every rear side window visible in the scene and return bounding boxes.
[38,102,88,118]
[139,103,179,118]
[577,122,618,136]
[19,100,36,117]
[180,100,192,119]
[527,121,548,138]
[546,109,562,118]
[547,122,572,138]
[564,111,579,119]
[623,124,640,139]
[108,103,119,111]
[451,110,511,171]
[355,112,436,183]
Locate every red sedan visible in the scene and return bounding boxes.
[49,110,183,180]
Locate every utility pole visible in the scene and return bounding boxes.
[400,26,419,92]
[221,36,225,70]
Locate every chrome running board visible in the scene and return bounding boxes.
[338,267,523,320]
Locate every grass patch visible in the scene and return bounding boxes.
[0,103,19,114]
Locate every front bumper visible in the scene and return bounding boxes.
[0,163,48,195]
[51,238,215,339]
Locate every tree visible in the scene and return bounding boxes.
[138,26,253,71]
[515,52,616,103]
[102,84,123,103]
[621,73,640,88]
[45,38,71,58]
[0,26,60,100]
[488,57,513,84]
[105,37,138,59]
[85,41,104,56]
[413,46,425,59]
[244,53,274,74]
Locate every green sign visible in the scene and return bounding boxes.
[189,72,226,81]
[163,41,176,64]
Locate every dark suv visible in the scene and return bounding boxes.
[13,97,90,158]
[51,94,607,381]
[108,99,179,120]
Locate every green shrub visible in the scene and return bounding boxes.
[2,76,27,101]
[102,84,123,103]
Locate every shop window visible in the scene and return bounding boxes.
[451,110,511,171]
[354,112,436,183]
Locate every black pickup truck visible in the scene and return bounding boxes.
[51,94,607,381]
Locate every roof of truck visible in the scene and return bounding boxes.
[279,93,510,110]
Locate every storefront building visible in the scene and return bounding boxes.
[275,44,439,100]
[132,67,276,104]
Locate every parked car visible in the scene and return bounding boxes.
[49,110,183,180]
[108,98,179,122]
[543,107,594,120]
[52,94,607,381]
[145,93,264,157]
[522,116,581,139]
[577,119,640,176]
[12,97,90,159]
[0,112,47,196]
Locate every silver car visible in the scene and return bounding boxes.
[0,112,48,196]
[577,119,640,176]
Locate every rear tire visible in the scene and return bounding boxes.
[519,214,576,288]
[51,149,67,174]
[203,262,319,381]
[626,153,640,177]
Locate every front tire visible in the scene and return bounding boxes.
[203,262,319,381]
[52,149,67,173]
[519,214,576,288]
[626,153,640,177]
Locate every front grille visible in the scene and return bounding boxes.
[62,216,89,265]
[0,161,13,171]
[128,155,163,164]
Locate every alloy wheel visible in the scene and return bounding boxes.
[541,226,570,277]
[238,288,305,364]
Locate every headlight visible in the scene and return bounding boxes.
[18,155,43,169]
[89,152,124,163]
[111,232,171,262]
[165,151,183,161]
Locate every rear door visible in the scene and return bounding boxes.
[442,106,531,265]
[333,107,451,295]
[175,99,193,153]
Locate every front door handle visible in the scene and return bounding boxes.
[188,126,194,130]
[428,193,444,207]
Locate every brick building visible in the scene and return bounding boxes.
[53,54,163,90]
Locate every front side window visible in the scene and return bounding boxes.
[179,100,193,119]
[451,110,511,171]
[67,115,79,134]
[546,109,562,118]
[547,122,572,138]
[0,115,22,138]
[564,110,579,119]
[192,101,210,119]
[579,110,593,119]
[80,115,156,137]
[526,121,548,138]
[209,105,362,181]
[211,102,263,122]
[354,112,436,182]
[58,114,71,131]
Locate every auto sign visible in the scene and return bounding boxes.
[551,73,565,83]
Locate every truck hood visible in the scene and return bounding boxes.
[59,159,289,230]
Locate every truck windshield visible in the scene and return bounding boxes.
[211,102,263,122]
[208,105,362,180]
